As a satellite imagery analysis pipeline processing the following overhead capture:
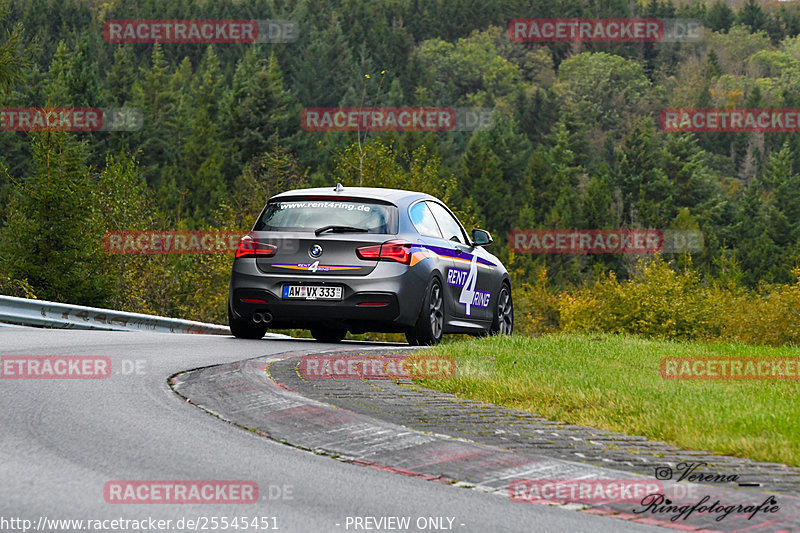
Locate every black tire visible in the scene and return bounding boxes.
[228,303,267,339]
[404,328,419,346]
[310,325,347,343]
[412,277,445,345]
[489,284,513,335]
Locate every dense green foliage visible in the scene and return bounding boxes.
[3,0,800,332]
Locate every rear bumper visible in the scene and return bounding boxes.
[229,259,427,330]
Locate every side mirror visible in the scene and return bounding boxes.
[472,229,493,246]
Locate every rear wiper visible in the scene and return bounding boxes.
[314,225,369,236]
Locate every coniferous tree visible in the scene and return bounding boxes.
[0,131,114,304]
[131,43,181,191]
[106,45,136,107]
[179,46,228,224]
[224,49,296,176]
[458,118,531,236]
[738,0,767,33]
[705,1,735,33]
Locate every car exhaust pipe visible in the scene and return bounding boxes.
[252,312,273,325]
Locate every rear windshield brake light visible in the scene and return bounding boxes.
[301,196,352,200]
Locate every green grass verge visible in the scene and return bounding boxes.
[417,333,800,466]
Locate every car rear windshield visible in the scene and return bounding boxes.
[254,198,398,234]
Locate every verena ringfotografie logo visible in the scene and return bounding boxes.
[508,19,701,42]
[103,19,298,43]
[299,355,455,380]
[1,356,112,379]
[1,108,142,131]
[103,481,258,504]
[654,462,748,485]
[104,231,246,255]
[510,229,703,254]
[661,357,800,380]
[633,494,780,523]
[661,108,800,133]
[301,107,494,132]
[509,479,663,503]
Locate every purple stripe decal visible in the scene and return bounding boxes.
[414,244,497,267]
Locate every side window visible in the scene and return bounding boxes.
[427,202,466,244]
[409,202,443,238]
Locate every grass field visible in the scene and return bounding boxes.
[418,333,800,466]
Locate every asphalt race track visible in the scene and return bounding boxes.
[0,330,659,533]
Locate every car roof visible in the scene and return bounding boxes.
[270,186,437,204]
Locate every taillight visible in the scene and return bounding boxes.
[235,235,277,258]
[355,244,382,260]
[357,240,412,264]
[379,241,412,264]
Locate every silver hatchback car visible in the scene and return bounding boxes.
[228,185,513,345]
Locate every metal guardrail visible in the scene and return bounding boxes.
[0,295,231,335]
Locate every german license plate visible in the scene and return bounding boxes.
[282,285,342,300]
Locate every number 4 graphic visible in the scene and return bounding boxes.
[459,255,478,316]
[308,261,319,272]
